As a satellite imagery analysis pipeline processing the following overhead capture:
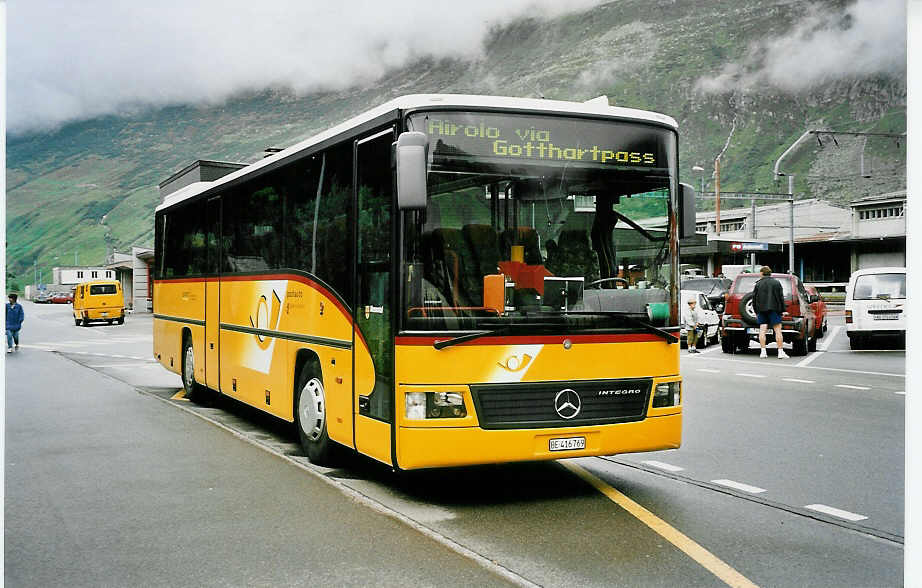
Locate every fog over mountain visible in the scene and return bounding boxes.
[7,0,601,134]
[695,0,905,93]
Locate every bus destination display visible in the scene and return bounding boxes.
[409,112,670,168]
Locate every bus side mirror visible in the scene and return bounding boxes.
[396,131,428,210]
[679,182,696,240]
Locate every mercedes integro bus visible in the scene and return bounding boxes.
[153,94,696,470]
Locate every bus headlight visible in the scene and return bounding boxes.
[405,392,427,419]
[652,381,681,408]
[405,391,467,419]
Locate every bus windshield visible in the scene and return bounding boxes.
[401,111,678,333]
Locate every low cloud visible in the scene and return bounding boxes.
[696,0,906,94]
[7,0,601,135]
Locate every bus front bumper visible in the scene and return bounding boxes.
[395,413,681,470]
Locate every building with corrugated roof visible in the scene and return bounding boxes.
[645,191,905,287]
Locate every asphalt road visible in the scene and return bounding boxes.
[618,313,906,539]
[5,302,906,586]
[4,303,517,587]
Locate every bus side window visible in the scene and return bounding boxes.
[314,142,354,300]
[283,158,322,272]
[225,184,282,271]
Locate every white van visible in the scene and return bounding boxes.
[845,267,906,349]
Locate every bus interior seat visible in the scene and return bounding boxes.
[461,224,501,302]
[501,226,542,264]
[426,228,468,306]
[546,229,600,283]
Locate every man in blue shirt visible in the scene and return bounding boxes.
[6,293,25,352]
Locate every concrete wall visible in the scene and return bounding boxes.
[854,217,905,239]
[857,250,905,270]
[131,247,153,312]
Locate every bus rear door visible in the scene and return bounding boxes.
[205,196,221,390]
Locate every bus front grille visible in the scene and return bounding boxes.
[470,378,651,430]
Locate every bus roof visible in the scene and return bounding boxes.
[157,94,678,212]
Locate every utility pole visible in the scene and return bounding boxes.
[714,158,721,236]
[714,120,736,255]
[750,197,757,267]
[788,175,795,276]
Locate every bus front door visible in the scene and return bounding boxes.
[353,129,395,465]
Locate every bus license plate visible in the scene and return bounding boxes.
[549,437,586,452]
[874,313,899,320]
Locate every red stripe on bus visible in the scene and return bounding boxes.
[153,277,218,284]
[156,274,350,318]
[395,333,677,346]
[154,274,366,349]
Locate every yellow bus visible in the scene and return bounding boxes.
[153,94,696,469]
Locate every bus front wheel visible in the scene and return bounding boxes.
[181,338,207,402]
[295,363,333,466]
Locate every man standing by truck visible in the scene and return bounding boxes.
[752,266,788,359]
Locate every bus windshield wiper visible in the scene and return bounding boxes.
[434,328,509,350]
[563,311,679,343]
[432,321,567,349]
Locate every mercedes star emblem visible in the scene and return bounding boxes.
[554,389,581,419]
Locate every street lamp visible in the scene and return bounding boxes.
[773,133,808,275]
[692,165,705,195]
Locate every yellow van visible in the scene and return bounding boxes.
[73,280,125,326]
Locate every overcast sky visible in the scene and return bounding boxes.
[7,0,907,136]
[6,0,601,135]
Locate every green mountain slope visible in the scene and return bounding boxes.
[6,0,905,289]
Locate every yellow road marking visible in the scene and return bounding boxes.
[561,461,759,588]
[171,390,189,401]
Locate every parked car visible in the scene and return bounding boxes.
[51,291,74,304]
[680,277,732,313]
[720,272,819,355]
[805,286,827,337]
[845,267,906,349]
[33,291,52,304]
[680,289,720,347]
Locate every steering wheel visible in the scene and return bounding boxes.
[587,277,630,289]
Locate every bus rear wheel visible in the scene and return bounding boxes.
[295,363,334,466]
